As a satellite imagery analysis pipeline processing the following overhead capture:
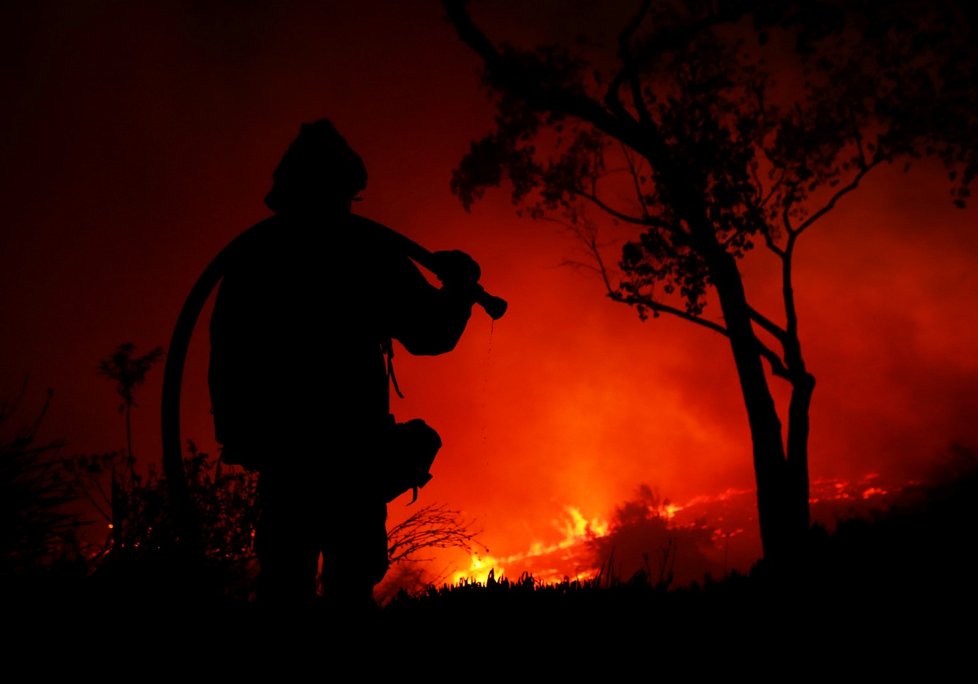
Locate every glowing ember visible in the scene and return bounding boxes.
[663,503,682,520]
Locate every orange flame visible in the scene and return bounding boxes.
[451,505,609,585]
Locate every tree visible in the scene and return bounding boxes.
[97,342,163,550]
[387,503,486,565]
[1,385,79,576]
[590,484,718,589]
[98,342,164,474]
[444,0,977,562]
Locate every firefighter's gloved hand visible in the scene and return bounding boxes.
[430,250,481,285]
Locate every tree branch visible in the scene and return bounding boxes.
[444,0,673,170]
[782,192,796,236]
[444,0,644,150]
[760,169,786,210]
[612,289,730,336]
[609,0,654,126]
[621,144,652,219]
[386,503,485,564]
[792,161,879,236]
[783,232,800,337]
[748,305,787,342]
[780,143,879,338]
[752,166,787,257]
[559,257,603,275]
[756,337,791,380]
[622,1,755,68]
[579,224,728,335]
[759,222,786,258]
[571,186,653,226]
[854,127,867,169]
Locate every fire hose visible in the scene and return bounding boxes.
[160,216,506,549]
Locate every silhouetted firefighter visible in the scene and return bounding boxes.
[207,120,504,610]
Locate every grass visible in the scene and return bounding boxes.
[2,453,976,671]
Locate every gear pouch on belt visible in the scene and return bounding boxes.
[379,415,441,504]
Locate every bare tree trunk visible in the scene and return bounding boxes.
[125,403,137,488]
[786,373,815,534]
[708,250,809,563]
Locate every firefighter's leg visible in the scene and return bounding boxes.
[254,471,320,606]
[320,501,389,610]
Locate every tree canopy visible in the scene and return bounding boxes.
[446,0,978,561]
[451,1,976,320]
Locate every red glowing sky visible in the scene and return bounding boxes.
[2,1,978,577]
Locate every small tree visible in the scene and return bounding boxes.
[445,0,977,562]
[378,503,487,601]
[97,342,163,549]
[590,484,717,588]
[0,385,79,576]
[98,343,164,473]
[387,503,486,565]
